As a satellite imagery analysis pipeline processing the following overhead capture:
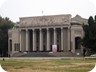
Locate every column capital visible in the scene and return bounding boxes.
[54,28,56,30]
[19,29,22,31]
[40,28,42,31]
[61,27,63,29]
[68,26,70,30]
[32,29,35,31]
[46,28,49,31]
[26,29,28,31]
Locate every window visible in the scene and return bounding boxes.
[14,43,20,51]
[10,40,12,51]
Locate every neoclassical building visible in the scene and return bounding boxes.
[8,14,87,56]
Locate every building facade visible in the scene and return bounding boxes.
[8,14,87,56]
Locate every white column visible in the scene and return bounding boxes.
[47,28,50,51]
[12,41,14,54]
[8,39,10,55]
[68,27,70,51]
[26,29,28,51]
[54,28,57,45]
[33,29,36,51]
[20,30,22,51]
[71,29,75,53]
[61,27,64,51]
[40,29,43,51]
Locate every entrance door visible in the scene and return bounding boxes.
[75,37,81,49]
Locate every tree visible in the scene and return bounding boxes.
[82,15,96,54]
[0,16,14,57]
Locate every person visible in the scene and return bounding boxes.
[83,47,86,57]
[2,58,5,61]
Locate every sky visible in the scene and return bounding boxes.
[0,0,96,22]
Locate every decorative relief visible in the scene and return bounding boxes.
[19,15,71,27]
[39,17,48,22]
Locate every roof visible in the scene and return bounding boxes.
[71,15,88,25]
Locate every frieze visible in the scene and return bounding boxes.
[19,14,71,27]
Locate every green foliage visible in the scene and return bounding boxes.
[0,16,14,57]
[82,15,96,53]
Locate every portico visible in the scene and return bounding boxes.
[19,27,69,52]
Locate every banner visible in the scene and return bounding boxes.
[52,45,57,52]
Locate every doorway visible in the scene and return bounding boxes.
[75,37,81,50]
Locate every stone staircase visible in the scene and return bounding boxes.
[12,52,79,57]
[49,52,74,57]
[12,52,27,57]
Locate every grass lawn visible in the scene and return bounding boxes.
[0,58,96,72]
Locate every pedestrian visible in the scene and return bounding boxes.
[83,47,86,57]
